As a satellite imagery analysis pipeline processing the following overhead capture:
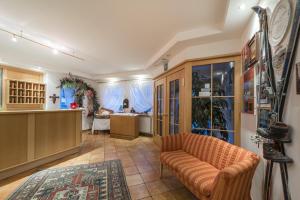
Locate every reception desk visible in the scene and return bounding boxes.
[110,113,139,140]
[0,109,82,180]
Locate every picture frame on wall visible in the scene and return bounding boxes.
[242,65,255,114]
[258,108,271,128]
[296,62,300,94]
[248,33,259,65]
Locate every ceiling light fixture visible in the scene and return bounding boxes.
[239,4,246,10]
[11,35,18,42]
[52,49,58,55]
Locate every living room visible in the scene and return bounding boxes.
[0,0,300,200]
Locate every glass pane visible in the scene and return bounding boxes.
[174,98,179,124]
[192,98,211,129]
[169,99,174,124]
[212,97,234,131]
[174,125,179,134]
[192,129,211,136]
[158,120,163,136]
[212,131,234,144]
[213,62,234,96]
[175,79,179,99]
[192,65,211,97]
[169,123,174,135]
[170,81,175,98]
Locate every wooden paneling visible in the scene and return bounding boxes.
[34,112,76,159]
[110,115,139,140]
[0,110,82,179]
[0,114,28,170]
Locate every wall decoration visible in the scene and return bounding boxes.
[242,66,255,114]
[242,33,259,71]
[296,62,300,94]
[269,0,292,47]
[241,42,251,71]
[58,73,100,116]
[49,94,59,104]
[248,34,259,65]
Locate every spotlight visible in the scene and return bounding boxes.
[239,4,246,10]
[52,49,58,55]
[11,35,18,42]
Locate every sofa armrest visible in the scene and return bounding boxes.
[210,155,260,200]
[161,134,185,152]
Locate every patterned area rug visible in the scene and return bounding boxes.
[7,160,131,200]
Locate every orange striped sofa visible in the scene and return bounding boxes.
[160,133,259,200]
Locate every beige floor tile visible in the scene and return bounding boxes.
[126,174,144,186]
[137,164,154,173]
[152,191,176,200]
[146,180,171,196]
[129,184,151,200]
[124,166,139,176]
[141,171,160,183]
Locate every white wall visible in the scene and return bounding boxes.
[241,0,300,199]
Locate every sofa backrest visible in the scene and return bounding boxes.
[182,133,255,170]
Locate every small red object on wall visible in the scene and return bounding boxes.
[70,102,78,109]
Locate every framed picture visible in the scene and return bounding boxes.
[258,108,271,128]
[248,33,259,65]
[242,65,255,114]
[297,62,300,94]
[241,43,250,71]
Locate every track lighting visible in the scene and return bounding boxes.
[52,49,58,55]
[11,35,18,42]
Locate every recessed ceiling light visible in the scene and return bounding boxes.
[239,4,246,10]
[11,35,18,42]
[52,49,58,55]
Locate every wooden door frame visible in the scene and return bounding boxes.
[166,69,185,135]
[153,77,167,146]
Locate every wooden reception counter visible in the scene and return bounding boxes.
[0,109,82,180]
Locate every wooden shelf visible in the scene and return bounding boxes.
[7,79,46,106]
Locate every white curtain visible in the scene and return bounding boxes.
[101,83,124,112]
[129,80,153,113]
[100,80,153,113]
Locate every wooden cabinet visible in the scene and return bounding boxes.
[153,55,241,146]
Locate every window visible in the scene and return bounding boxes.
[192,62,235,144]
[60,87,75,109]
[101,83,124,112]
[129,80,153,113]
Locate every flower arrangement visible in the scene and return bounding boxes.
[58,73,100,116]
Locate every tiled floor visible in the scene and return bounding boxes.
[0,132,197,200]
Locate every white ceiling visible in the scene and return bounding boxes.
[0,0,258,80]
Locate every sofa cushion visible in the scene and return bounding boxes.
[178,160,219,196]
[161,150,201,172]
[182,134,253,170]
